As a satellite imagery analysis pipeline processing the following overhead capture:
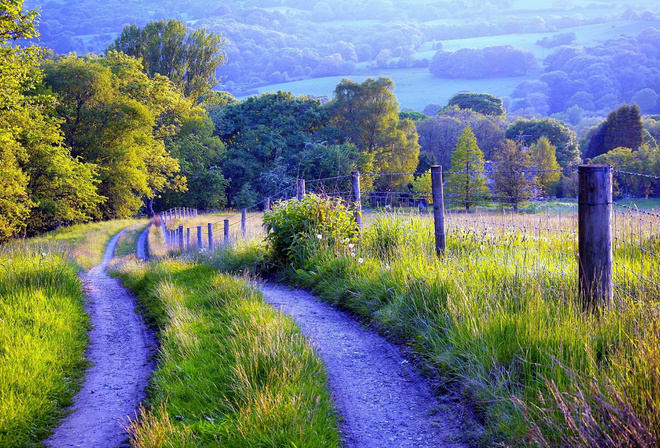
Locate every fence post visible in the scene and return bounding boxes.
[224,219,230,244]
[178,225,184,249]
[186,228,190,249]
[208,223,214,251]
[241,209,247,237]
[197,226,202,248]
[352,171,363,231]
[431,165,446,255]
[297,178,306,201]
[264,197,271,211]
[578,164,613,309]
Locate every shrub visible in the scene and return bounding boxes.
[262,194,358,267]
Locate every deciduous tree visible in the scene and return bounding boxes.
[492,139,536,212]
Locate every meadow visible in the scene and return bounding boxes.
[193,199,660,446]
[0,219,143,447]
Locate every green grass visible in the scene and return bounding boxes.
[113,256,341,447]
[0,218,142,447]
[217,209,660,446]
[115,222,150,258]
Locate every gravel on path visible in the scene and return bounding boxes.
[45,229,156,448]
[260,283,468,448]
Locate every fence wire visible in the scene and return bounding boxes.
[159,169,660,303]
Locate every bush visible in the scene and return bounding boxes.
[262,194,358,267]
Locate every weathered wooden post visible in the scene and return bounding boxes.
[264,197,270,211]
[352,171,363,231]
[431,165,446,255]
[197,226,202,248]
[178,225,184,249]
[241,209,247,238]
[578,165,613,310]
[208,223,214,251]
[297,178,306,201]
[186,227,190,249]
[223,219,230,244]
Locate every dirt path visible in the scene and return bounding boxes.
[46,229,155,448]
[260,284,467,448]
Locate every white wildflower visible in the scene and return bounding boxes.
[351,252,356,257]
[347,244,354,249]
[358,258,364,264]
[316,234,323,239]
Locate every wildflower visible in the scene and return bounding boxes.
[385,263,391,270]
[41,253,47,257]
[358,258,364,264]
[351,252,356,257]
[316,234,323,240]
[347,243,354,249]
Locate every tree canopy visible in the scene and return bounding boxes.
[109,19,226,102]
[445,127,489,210]
[447,92,505,116]
[582,104,644,160]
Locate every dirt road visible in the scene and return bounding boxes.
[261,283,467,448]
[45,229,155,448]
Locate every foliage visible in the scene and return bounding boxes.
[43,52,185,219]
[593,146,660,198]
[505,117,580,168]
[411,170,432,204]
[530,137,561,196]
[263,194,358,267]
[492,139,537,211]
[445,127,489,210]
[329,77,419,189]
[114,260,340,446]
[583,104,644,160]
[109,19,226,102]
[447,92,505,116]
[0,0,101,241]
[430,45,537,79]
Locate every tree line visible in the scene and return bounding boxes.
[2,2,659,244]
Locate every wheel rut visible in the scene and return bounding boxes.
[260,283,468,448]
[45,229,155,448]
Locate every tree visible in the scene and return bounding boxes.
[328,77,420,189]
[445,127,489,210]
[583,104,644,160]
[492,139,536,212]
[44,53,184,219]
[593,146,660,198]
[505,118,580,168]
[0,1,102,239]
[530,137,561,196]
[108,19,226,101]
[447,92,505,116]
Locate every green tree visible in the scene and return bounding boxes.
[446,92,505,116]
[0,1,102,239]
[530,137,561,197]
[411,169,432,204]
[445,127,489,210]
[583,104,644,160]
[44,53,184,219]
[492,139,536,212]
[108,19,226,101]
[328,77,420,189]
[593,146,660,198]
[505,118,580,168]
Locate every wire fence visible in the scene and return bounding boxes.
[158,167,660,303]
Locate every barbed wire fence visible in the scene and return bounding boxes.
[158,165,659,307]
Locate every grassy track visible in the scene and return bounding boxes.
[113,253,340,446]
[0,219,142,447]
[214,209,660,446]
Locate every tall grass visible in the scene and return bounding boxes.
[224,208,659,446]
[0,218,142,447]
[113,257,340,447]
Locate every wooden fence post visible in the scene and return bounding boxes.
[264,197,270,211]
[241,209,247,237]
[578,164,613,309]
[352,171,363,231]
[224,219,230,244]
[197,226,202,248]
[178,225,184,249]
[208,223,214,251]
[297,178,305,201]
[431,165,446,255]
[186,227,190,249]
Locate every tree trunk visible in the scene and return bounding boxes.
[144,197,155,217]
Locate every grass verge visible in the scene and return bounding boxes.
[0,219,142,447]
[214,210,660,446]
[113,256,341,447]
